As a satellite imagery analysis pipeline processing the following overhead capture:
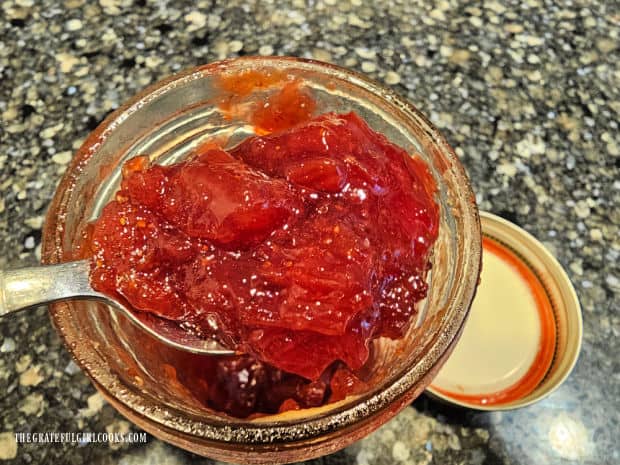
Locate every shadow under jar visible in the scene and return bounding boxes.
[42,57,481,464]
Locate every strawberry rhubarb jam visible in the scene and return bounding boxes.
[87,111,439,416]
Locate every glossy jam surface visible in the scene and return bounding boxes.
[215,69,316,134]
[88,111,439,415]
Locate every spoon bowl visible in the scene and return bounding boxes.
[0,260,235,355]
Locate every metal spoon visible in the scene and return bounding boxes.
[0,260,235,355]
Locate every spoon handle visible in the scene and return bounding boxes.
[0,260,97,316]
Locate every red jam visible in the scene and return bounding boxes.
[215,70,316,134]
[87,109,439,416]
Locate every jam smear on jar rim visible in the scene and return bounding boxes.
[85,71,439,417]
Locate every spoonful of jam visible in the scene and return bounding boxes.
[1,112,439,378]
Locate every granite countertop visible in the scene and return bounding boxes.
[0,0,618,464]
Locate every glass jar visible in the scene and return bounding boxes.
[42,57,481,464]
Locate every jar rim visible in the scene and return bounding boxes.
[42,56,481,446]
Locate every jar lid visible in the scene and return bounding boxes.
[426,211,582,410]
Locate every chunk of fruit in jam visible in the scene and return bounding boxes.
[122,149,301,249]
[88,112,439,396]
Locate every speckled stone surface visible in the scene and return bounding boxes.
[0,0,618,464]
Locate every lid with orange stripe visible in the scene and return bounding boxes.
[426,211,583,410]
